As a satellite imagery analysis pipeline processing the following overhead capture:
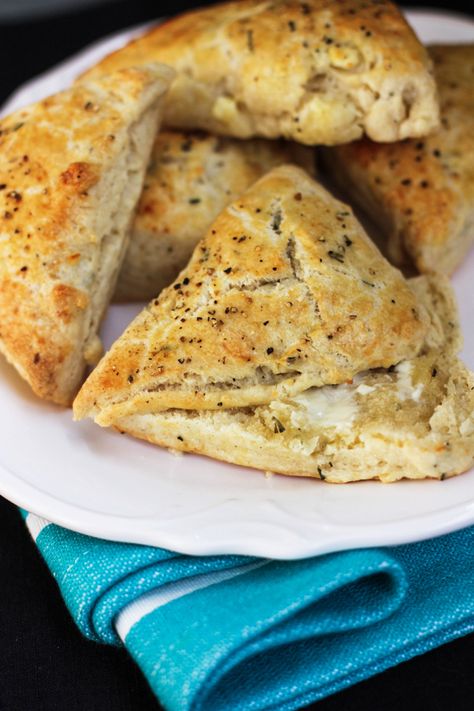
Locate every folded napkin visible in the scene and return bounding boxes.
[23,511,474,711]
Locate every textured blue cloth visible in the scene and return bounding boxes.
[24,512,474,711]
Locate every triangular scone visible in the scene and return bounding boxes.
[77,275,474,482]
[74,165,429,423]
[80,0,439,145]
[0,63,173,405]
[322,45,474,275]
[115,131,315,302]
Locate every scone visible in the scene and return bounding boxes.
[81,0,439,145]
[74,276,474,483]
[0,63,173,405]
[75,274,474,482]
[322,44,474,275]
[115,131,315,301]
[74,164,429,423]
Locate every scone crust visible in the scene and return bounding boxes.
[325,44,474,274]
[97,276,474,482]
[74,165,428,421]
[81,0,439,145]
[0,64,173,404]
[116,131,315,301]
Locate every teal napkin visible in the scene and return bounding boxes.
[23,512,474,711]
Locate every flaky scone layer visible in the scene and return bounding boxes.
[106,276,474,482]
[81,0,439,145]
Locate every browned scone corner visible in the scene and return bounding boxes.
[115,131,315,302]
[321,44,474,275]
[0,62,174,405]
[74,164,429,425]
[80,0,439,145]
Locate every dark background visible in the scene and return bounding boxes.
[0,1,473,710]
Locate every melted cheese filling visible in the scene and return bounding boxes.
[395,361,424,402]
[290,383,358,432]
[268,361,424,435]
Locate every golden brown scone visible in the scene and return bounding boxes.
[322,44,474,275]
[77,275,474,483]
[80,0,439,145]
[115,131,315,301]
[0,63,173,405]
[74,164,429,423]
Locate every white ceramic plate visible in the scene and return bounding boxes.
[0,11,473,559]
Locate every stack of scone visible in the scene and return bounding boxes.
[1,0,473,483]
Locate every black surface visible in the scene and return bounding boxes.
[0,1,473,710]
